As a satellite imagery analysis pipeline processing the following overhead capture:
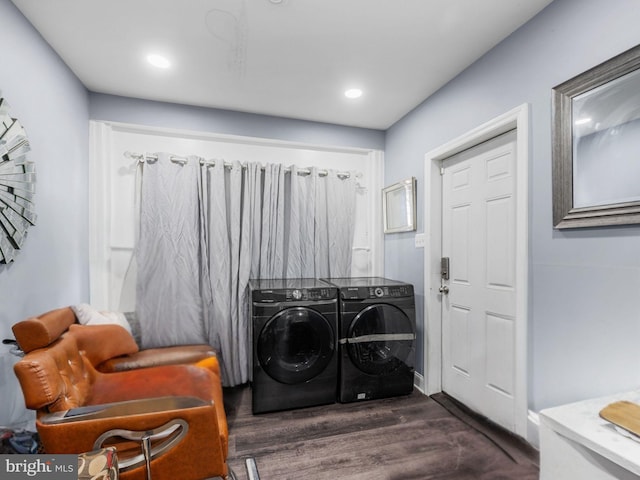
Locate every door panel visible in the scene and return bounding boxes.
[486,312,515,395]
[451,205,471,284]
[441,129,517,432]
[486,196,514,287]
[450,305,471,376]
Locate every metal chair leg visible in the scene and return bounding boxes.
[226,467,238,480]
[245,457,260,480]
[141,434,152,480]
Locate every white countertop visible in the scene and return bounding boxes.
[540,390,640,476]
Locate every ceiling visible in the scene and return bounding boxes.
[12,0,554,130]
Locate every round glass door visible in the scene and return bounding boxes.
[347,304,414,375]
[258,307,335,385]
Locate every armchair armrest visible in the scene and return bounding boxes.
[95,418,189,473]
[39,396,209,425]
[36,397,226,480]
[97,345,217,373]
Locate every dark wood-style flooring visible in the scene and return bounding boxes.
[223,386,539,480]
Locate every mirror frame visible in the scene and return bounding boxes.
[552,44,640,229]
[0,92,35,263]
[382,177,417,234]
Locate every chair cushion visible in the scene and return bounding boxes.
[13,334,93,411]
[12,307,76,353]
[88,364,216,405]
[71,304,132,335]
[97,344,215,373]
[68,324,139,367]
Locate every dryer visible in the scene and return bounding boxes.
[249,278,338,414]
[321,277,416,403]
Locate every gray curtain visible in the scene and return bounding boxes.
[135,157,357,386]
[200,160,259,385]
[136,154,205,348]
[258,163,286,278]
[326,170,357,277]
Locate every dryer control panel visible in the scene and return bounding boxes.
[252,287,337,303]
[340,285,413,300]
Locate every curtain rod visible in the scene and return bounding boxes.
[124,151,354,179]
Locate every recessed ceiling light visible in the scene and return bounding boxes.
[345,88,363,99]
[575,117,592,125]
[147,54,171,69]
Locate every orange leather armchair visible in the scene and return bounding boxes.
[11,307,216,373]
[12,314,232,480]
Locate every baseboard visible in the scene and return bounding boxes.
[414,371,426,394]
[527,409,540,449]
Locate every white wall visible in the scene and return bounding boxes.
[384,0,640,411]
[0,0,89,426]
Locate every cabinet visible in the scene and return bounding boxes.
[540,391,640,479]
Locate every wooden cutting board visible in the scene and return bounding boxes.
[600,400,640,437]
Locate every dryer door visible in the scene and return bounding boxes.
[258,306,335,385]
[347,304,415,375]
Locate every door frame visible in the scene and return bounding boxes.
[423,104,529,438]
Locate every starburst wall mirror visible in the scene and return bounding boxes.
[0,92,36,263]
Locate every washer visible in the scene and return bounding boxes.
[249,278,338,414]
[321,277,416,403]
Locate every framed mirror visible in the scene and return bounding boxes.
[382,177,416,233]
[552,44,640,229]
[0,92,35,263]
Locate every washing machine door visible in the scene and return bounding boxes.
[258,306,335,385]
[347,304,415,375]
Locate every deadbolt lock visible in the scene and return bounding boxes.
[441,257,450,280]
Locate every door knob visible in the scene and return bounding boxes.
[439,285,449,295]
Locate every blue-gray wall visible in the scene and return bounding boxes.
[0,0,89,425]
[89,93,385,151]
[384,0,640,411]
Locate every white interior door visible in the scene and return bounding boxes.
[441,129,518,432]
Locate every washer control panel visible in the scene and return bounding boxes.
[340,284,413,300]
[252,287,337,303]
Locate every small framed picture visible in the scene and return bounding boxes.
[382,177,416,233]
